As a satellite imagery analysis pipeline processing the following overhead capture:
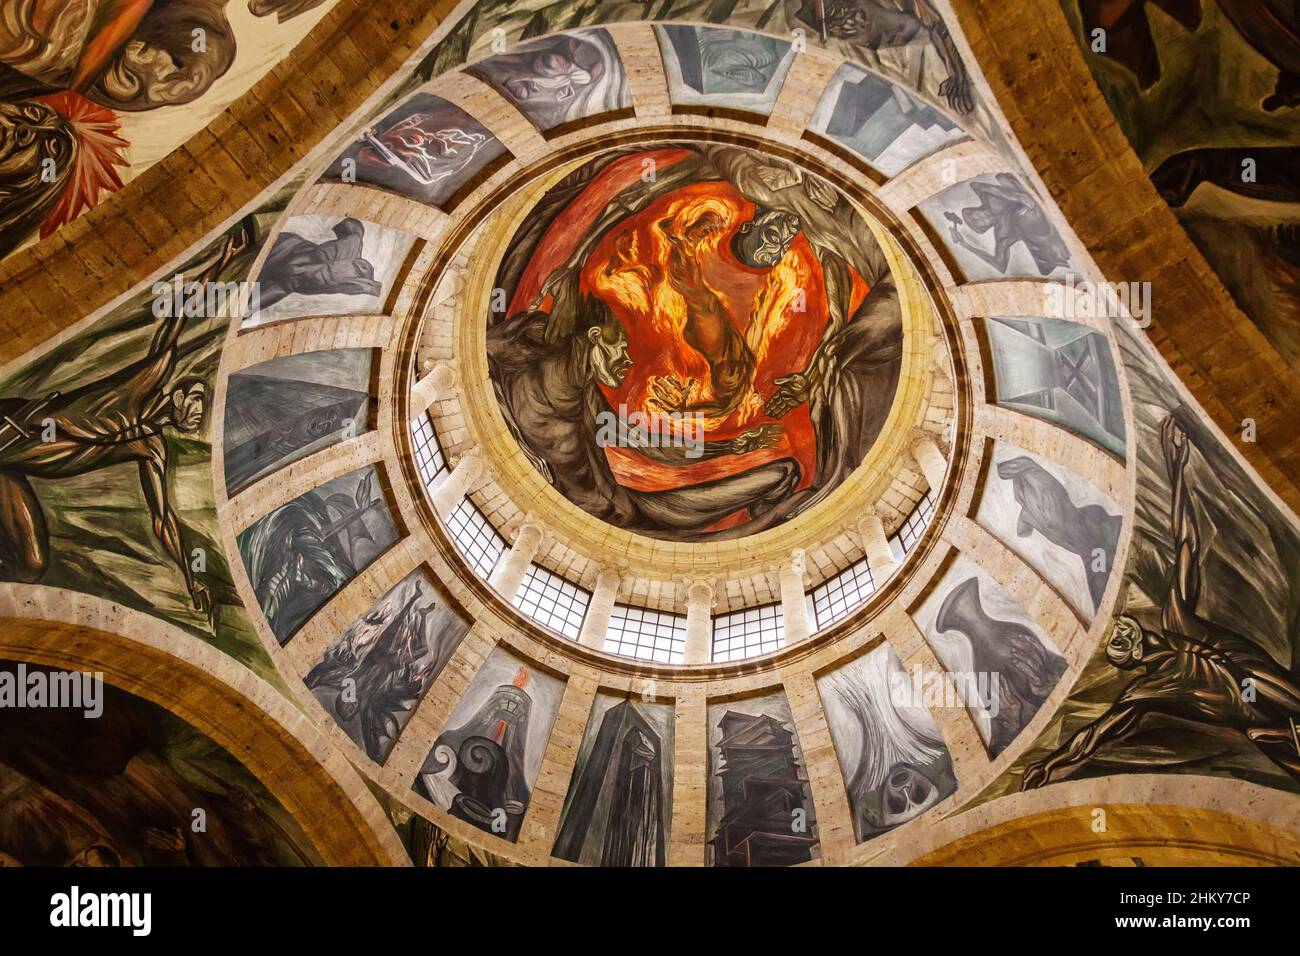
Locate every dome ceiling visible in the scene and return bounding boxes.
[2,0,1299,877]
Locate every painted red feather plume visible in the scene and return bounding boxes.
[35,91,130,238]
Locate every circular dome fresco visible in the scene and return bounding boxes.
[484,141,912,543]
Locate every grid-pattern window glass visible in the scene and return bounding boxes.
[896,491,936,554]
[410,413,448,491]
[446,497,506,579]
[811,559,877,630]
[605,605,687,664]
[514,564,590,640]
[711,603,784,662]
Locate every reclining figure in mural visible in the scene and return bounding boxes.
[943,173,1072,277]
[1022,416,1300,789]
[255,217,383,310]
[488,143,902,538]
[0,229,247,620]
[797,0,975,113]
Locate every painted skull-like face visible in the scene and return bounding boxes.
[733,208,801,267]
[506,52,592,102]
[1106,615,1146,670]
[878,764,941,827]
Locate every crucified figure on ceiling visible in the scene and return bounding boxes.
[1022,415,1300,789]
[0,227,248,622]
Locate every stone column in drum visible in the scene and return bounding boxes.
[683,578,715,665]
[490,516,545,603]
[578,567,622,650]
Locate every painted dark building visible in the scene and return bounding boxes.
[710,710,818,867]
[416,668,536,842]
[553,698,669,866]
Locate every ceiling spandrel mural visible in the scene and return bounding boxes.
[0,0,339,258]
[1058,1,1300,370]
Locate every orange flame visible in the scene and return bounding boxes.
[512,667,531,690]
[585,183,818,433]
[71,0,156,91]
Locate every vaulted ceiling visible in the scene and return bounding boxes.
[1,0,1298,870]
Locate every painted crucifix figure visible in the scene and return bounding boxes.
[0,227,247,620]
[1022,416,1300,789]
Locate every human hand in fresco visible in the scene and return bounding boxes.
[1020,758,1054,790]
[190,578,214,629]
[648,375,694,414]
[1160,415,1189,477]
[920,4,976,116]
[222,227,249,265]
[728,423,784,455]
[764,372,812,418]
[944,211,969,246]
[143,825,187,853]
[939,73,974,115]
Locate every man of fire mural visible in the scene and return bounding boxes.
[487,142,904,541]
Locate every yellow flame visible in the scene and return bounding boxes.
[748,253,809,367]
[587,188,811,428]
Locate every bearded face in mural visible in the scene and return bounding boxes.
[0,99,72,256]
